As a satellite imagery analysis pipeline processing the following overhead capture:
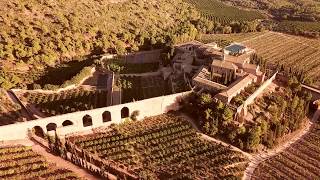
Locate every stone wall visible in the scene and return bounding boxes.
[0,91,191,141]
[242,72,278,116]
[244,72,277,106]
[123,49,162,64]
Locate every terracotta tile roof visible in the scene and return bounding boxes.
[218,74,257,98]
[192,67,228,89]
[211,60,237,70]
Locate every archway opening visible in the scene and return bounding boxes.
[32,126,45,138]
[46,123,57,131]
[62,120,73,126]
[102,111,112,122]
[83,115,93,127]
[121,107,129,119]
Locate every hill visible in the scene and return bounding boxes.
[0,0,201,89]
[0,0,201,85]
[220,0,320,36]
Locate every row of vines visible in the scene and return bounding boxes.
[67,114,249,179]
[121,75,172,103]
[242,31,320,86]
[253,123,320,179]
[0,146,79,179]
[20,88,108,116]
[185,0,264,24]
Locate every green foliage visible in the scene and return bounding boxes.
[0,0,201,88]
[183,79,311,152]
[23,88,108,116]
[105,59,159,74]
[220,0,320,36]
[39,66,92,90]
[200,93,213,105]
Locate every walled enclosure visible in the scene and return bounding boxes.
[0,91,191,141]
[234,72,278,117]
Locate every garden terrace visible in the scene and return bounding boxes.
[253,123,320,179]
[230,82,260,107]
[20,88,108,116]
[0,145,79,179]
[104,58,159,74]
[0,90,27,125]
[121,75,172,103]
[67,114,249,179]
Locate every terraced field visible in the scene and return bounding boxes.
[0,145,79,179]
[67,114,249,179]
[253,123,320,179]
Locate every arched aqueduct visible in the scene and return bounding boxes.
[0,92,191,141]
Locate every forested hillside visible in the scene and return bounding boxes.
[0,0,201,89]
[220,0,320,36]
[0,0,199,69]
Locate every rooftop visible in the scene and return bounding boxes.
[225,44,247,53]
[211,60,237,70]
[224,53,251,66]
[218,73,257,98]
[193,66,228,90]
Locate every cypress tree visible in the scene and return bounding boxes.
[224,72,229,85]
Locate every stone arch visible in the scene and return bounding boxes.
[102,111,112,122]
[121,107,129,119]
[83,115,93,127]
[62,120,73,126]
[32,126,45,138]
[46,123,57,131]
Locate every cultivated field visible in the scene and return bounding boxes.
[242,31,320,85]
[185,0,264,23]
[199,31,320,86]
[253,123,320,179]
[121,75,172,103]
[197,32,266,44]
[0,145,79,179]
[18,88,108,116]
[67,114,249,179]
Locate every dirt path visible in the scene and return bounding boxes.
[0,139,101,180]
[31,143,101,180]
[243,117,314,180]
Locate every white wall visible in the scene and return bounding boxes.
[0,91,191,141]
